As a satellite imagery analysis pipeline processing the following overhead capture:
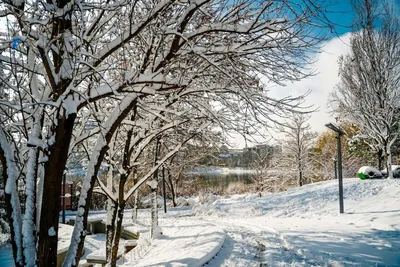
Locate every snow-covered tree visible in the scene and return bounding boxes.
[0,0,332,266]
[280,114,316,187]
[163,132,221,207]
[248,145,285,195]
[330,0,400,178]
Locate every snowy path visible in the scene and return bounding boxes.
[204,219,317,267]
[259,217,400,266]
[204,216,400,266]
[121,218,225,267]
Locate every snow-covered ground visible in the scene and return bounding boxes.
[2,178,399,266]
[195,178,400,266]
[76,178,400,266]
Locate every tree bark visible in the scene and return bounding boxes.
[0,150,23,267]
[0,134,25,267]
[171,184,177,208]
[106,165,117,261]
[110,169,128,266]
[110,201,125,267]
[38,114,76,267]
[150,186,158,238]
[386,146,393,179]
[377,148,383,170]
[299,169,303,187]
[106,199,117,261]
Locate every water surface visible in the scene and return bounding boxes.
[0,245,13,266]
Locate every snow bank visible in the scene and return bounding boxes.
[121,219,225,267]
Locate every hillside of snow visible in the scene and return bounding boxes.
[192,178,400,266]
[194,178,399,224]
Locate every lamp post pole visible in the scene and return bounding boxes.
[337,131,344,214]
[325,123,345,214]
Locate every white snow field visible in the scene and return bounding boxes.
[71,178,400,266]
[195,178,400,267]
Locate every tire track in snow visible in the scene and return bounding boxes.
[203,218,360,267]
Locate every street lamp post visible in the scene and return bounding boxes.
[325,123,345,214]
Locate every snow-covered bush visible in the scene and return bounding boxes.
[358,166,382,179]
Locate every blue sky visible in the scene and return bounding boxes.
[324,0,400,36]
[325,0,353,36]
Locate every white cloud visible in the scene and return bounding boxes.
[270,32,352,132]
[231,33,352,148]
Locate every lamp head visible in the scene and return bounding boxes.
[325,123,345,135]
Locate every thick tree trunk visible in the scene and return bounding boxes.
[149,182,159,238]
[22,147,39,266]
[106,199,117,261]
[106,165,117,260]
[37,0,73,263]
[38,114,76,267]
[110,201,125,267]
[110,170,128,266]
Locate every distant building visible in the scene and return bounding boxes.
[214,144,279,167]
